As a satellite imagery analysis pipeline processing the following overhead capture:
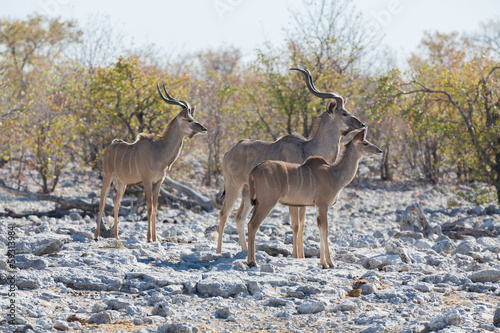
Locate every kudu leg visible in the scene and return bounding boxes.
[151,181,163,242]
[290,206,300,258]
[297,206,306,258]
[217,185,241,253]
[95,175,113,240]
[316,205,334,269]
[290,206,307,258]
[144,182,154,243]
[234,185,252,251]
[112,181,127,239]
[247,201,276,267]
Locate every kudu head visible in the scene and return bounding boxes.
[290,67,365,135]
[350,128,383,157]
[157,83,208,138]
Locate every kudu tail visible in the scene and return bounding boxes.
[215,189,226,207]
[249,173,258,206]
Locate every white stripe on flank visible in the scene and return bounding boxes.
[121,145,128,174]
[245,146,250,174]
[271,164,278,187]
[113,146,118,173]
[262,168,270,188]
[274,163,281,188]
[313,171,316,189]
[252,151,259,171]
[134,149,140,176]
[227,150,238,187]
[305,165,314,191]
[129,144,135,176]
[280,162,290,194]
[298,167,303,192]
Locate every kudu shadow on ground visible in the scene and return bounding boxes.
[140,247,249,272]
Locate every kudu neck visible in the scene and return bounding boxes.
[307,120,342,163]
[157,117,186,155]
[331,143,362,188]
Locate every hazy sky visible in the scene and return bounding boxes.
[2,0,499,63]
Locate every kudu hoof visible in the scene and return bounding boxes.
[247,261,257,268]
[321,262,335,269]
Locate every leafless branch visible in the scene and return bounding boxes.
[1,107,22,118]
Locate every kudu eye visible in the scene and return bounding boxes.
[363,142,368,146]
[187,119,193,123]
[342,112,348,116]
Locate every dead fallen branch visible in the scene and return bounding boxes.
[0,208,93,219]
[441,216,499,239]
[163,176,214,212]
[129,189,209,214]
[0,177,214,219]
[398,202,499,239]
[0,179,111,215]
[399,203,442,236]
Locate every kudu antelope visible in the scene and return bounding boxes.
[217,67,365,257]
[94,84,207,242]
[247,129,382,268]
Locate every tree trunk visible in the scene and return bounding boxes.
[302,111,309,138]
[380,142,392,181]
[457,164,463,182]
[494,140,500,204]
[287,109,293,135]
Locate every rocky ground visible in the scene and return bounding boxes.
[1,172,500,332]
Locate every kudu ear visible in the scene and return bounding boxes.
[353,129,366,143]
[327,100,337,114]
[178,108,189,118]
[190,105,196,116]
